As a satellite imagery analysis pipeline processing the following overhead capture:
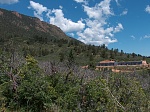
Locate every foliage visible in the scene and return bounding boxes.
[0,8,150,112]
[0,50,150,111]
[0,54,57,111]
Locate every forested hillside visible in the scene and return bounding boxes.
[0,8,69,40]
[0,7,150,66]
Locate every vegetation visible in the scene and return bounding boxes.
[0,8,150,111]
[0,49,149,111]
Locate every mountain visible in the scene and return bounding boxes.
[0,8,69,40]
[0,8,85,64]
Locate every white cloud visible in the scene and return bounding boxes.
[0,0,18,4]
[83,0,113,20]
[99,0,114,15]
[28,1,85,32]
[77,25,118,46]
[49,9,85,32]
[120,9,128,16]
[68,33,75,37]
[74,0,88,5]
[77,0,123,46]
[28,1,48,21]
[145,5,150,14]
[143,35,150,38]
[140,34,150,40]
[115,0,120,6]
[46,10,52,19]
[114,23,123,33]
[83,5,103,20]
[77,19,119,46]
[59,5,63,9]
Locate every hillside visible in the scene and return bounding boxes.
[0,8,150,66]
[0,8,69,40]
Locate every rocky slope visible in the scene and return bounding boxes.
[0,8,69,40]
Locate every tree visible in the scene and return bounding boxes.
[0,55,57,111]
[59,52,65,62]
[101,50,108,59]
[101,44,106,49]
[88,53,95,69]
[110,49,115,59]
[127,54,130,58]
[120,50,124,56]
[132,52,136,58]
[114,49,118,56]
[67,49,75,68]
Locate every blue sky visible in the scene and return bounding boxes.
[0,0,150,56]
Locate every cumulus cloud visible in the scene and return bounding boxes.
[114,23,123,33]
[74,0,88,5]
[28,1,48,21]
[83,0,113,20]
[77,0,123,46]
[145,5,150,14]
[0,0,18,4]
[77,25,118,45]
[28,1,85,32]
[49,9,85,32]
[77,19,119,46]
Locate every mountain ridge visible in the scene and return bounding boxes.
[0,8,70,40]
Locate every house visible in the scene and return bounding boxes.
[96,60,148,71]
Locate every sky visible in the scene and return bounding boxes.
[0,0,150,56]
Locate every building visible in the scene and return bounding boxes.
[96,60,148,71]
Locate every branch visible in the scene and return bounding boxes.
[106,87,125,110]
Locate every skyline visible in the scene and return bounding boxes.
[0,0,150,56]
